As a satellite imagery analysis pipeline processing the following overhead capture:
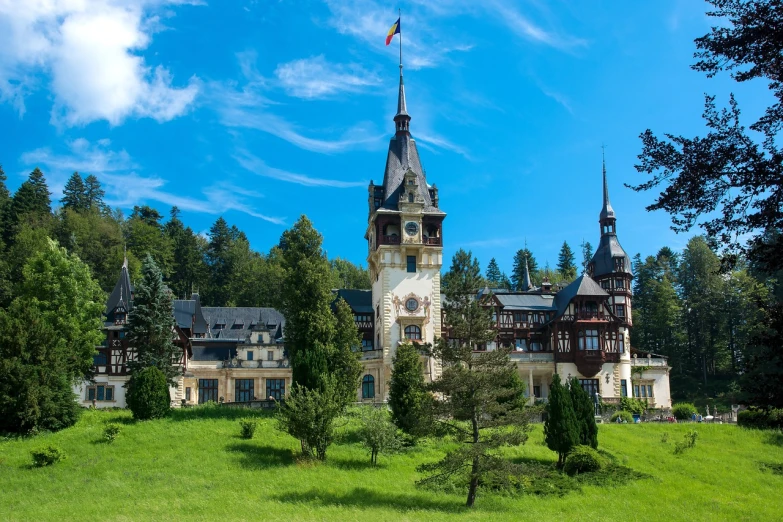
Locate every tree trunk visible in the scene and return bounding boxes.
[466,410,480,508]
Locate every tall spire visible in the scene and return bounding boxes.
[393,10,410,135]
[599,148,615,222]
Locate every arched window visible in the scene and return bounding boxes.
[362,375,375,399]
[404,325,421,341]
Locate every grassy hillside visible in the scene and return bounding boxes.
[1,407,781,521]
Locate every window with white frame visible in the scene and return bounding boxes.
[86,384,115,402]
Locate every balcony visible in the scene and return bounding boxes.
[382,234,400,245]
[631,357,668,367]
[361,350,383,361]
[423,237,441,246]
[576,311,607,321]
[509,352,554,363]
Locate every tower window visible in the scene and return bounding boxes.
[407,255,416,273]
[404,325,421,341]
[408,193,414,203]
[362,375,375,399]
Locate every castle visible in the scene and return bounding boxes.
[76,66,671,410]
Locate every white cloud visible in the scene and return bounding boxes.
[483,0,587,50]
[0,0,199,125]
[234,149,367,188]
[274,55,381,99]
[20,138,285,224]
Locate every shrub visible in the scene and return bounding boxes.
[563,445,604,475]
[389,342,429,437]
[673,430,699,455]
[738,408,783,430]
[126,367,171,420]
[103,423,121,443]
[357,406,401,465]
[30,446,65,467]
[619,397,647,415]
[239,418,257,439]
[660,432,669,443]
[672,403,698,421]
[610,411,633,423]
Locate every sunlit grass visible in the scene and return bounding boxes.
[1,407,781,521]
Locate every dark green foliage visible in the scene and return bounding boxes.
[61,172,87,211]
[580,240,593,272]
[620,397,648,415]
[357,406,401,465]
[165,207,208,300]
[126,366,171,420]
[83,174,106,213]
[329,298,362,408]
[511,247,538,289]
[557,241,577,281]
[276,383,342,460]
[544,374,579,467]
[672,403,698,420]
[239,418,258,439]
[127,255,180,383]
[103,423,121,443]
[569,377,598,449]
[4,168,51,245]
[330,257,371,289]
[563,445,604,475]
[485,258,502,286]
[611,411,634,423]
[738,408,783,430]
[673,430,699,455]
[125,206,173,278]
[30,446,65,467]
[421,249,529,508]
[389,342,428,436]
[741,303,783,409]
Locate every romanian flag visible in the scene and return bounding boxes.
[385,18,400,46]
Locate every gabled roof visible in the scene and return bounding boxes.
[553,274,609,318]
[495,293,557,311]
[105,257,133,320]
[172,293,208,334]
[334,289,373,314]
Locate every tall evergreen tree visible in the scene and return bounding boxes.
[544,374,579,467]
[485,257,502,286]
[511,247,539,289]
[84,174,106,213]
[125,205,174,278]
[126,254,179,384]
[740,303,783,409]
[580,239,593,272]
[205,216,236,306]
[4,168,51,244]
[569,377,598,449]
[61,172,88,211]
[389,342,428,435]
[420,249,529,508]
[557,241,577,280]
[165,207,208,299]
[330,297,363,408]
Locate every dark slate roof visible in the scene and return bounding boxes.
[496,293,557,311]
[600,158,615,221]
[202,307,285,341]
[553,274,609,318]
[379,135,441,213]
[334,289,373,314]
[105,257,133,320]
[172,294,208,334]
[590,234,632,278]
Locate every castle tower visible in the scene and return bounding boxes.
[365,65,445,398]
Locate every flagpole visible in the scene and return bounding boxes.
[399,8,403,71]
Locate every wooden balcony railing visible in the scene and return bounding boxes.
[423,237,441,245]
[382,235,400,245]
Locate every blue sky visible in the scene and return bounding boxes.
[0,0,773,275]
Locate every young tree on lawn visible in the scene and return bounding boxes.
[419,249,529,508]
[389,342,428,436]
[357,406,402,466]
[569,377,598,449]
[276,382,342,460]
[126,254,179,383]
[544,374,579,467]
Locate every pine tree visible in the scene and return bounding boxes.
[125,205,174,278]
[166,207,208,299]
[485,257,502,286]
[205,216,235,306]
[84,174,106,212]
[544,374,579,467]
[330,297,363,408]
[61,172,88,211]
[557,241,577,280]
[0,164,9,211]
[4,168,51,244]
[580,240,593,272]
[420,249,529,508]
[389,342,428,436]
[126,254,180,384]
[569,377,598,449]
[511,247,539,289]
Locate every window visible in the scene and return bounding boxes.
[615,304,625,318]
[376,305,380,318]
[362,375,375,399]
[408,193,414,203]
[93,352,107,366]
[407,255,416,273]
[404,325,421,341]
[86,385,115,402]
[235,379,254,402]
[647,385,653,398]
[513,312,525,323]
[530,341,542,352]
[515,338,527,351]
[615,278,625,290]
[618,334,625,353]
[266,379,285,401]
[185,387,192,401]
[621,380,628,398]
[635,382,653,398]
[268,350,274,361]
[198,379,219,404]
[361,339,373,351]
[374,197,382,209]
[406,298,419,311]
[579,379,599,399]
[247,351,254,361]
[578,329,600,350]
[533,386,541,398]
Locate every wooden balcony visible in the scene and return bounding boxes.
[560,311,609,322]
[423,237,441,246]
[382,234,401,245]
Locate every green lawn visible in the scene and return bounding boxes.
[1,407,781,521]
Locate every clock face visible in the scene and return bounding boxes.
[406,298,419,312]
[405,222,419,236]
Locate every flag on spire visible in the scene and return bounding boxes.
[385,17,400,46]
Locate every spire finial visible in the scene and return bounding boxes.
[599,145,616,226]
[393,12,410,135]
[602,144,610,208]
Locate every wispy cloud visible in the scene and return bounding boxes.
[234,149,367,188]
[274,55,381,99]
[20,139,285,224]
[538,84,574,115]
[482,0,588,51]
[415,131,470,159]
[0,1,200,125]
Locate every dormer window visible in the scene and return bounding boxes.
[408,193,414,203]
[614,257,625,272]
